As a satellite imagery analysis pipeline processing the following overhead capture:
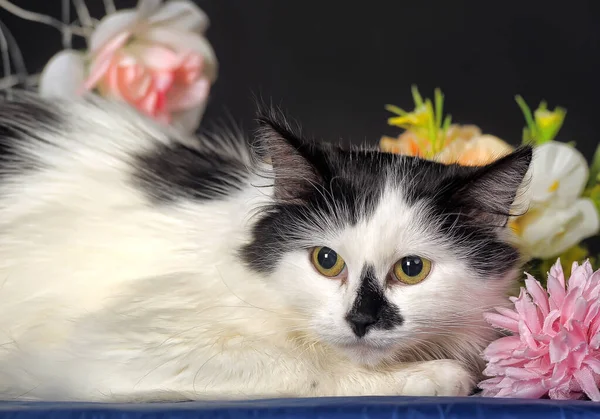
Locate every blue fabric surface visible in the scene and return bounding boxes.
[1,397,600,419]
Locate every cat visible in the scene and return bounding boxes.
[0,93,531,402]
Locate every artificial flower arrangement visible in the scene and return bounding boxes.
[382,88,600,400]
[0,0,218,134]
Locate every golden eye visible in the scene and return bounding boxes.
[393,256,432,285]
[311,247,346,278]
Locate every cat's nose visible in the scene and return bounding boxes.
[346,312,378,338]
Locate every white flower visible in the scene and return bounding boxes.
[511,142,600,259]
[528,141,589,206]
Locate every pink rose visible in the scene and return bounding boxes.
[39,0,218,134]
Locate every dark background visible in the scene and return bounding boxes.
[1,1,599,153]
[1,0,599,248]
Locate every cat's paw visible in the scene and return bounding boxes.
[398,359,474,396]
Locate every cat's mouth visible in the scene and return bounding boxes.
[335,339,399,365]
[337,335,399,349]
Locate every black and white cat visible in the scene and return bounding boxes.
[0,94,531,401]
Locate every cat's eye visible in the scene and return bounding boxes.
[311,246,346,278]
[392,256,432,285]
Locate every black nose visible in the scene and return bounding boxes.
[346,312,378,338]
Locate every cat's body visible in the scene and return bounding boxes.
[0,95,531,401]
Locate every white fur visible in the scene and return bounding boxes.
[0,99,511,401]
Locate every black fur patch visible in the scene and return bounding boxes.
[0,96,63,174]
[346,265,404,338]
[134,142,250,203]
[240,148,386,273]
[390,147,532,277]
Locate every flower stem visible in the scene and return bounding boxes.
[515,95,536,144]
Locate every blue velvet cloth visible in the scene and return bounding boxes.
[2,397,600,419]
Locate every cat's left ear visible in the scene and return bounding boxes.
[255,111,330,203]
[452,146,533,226]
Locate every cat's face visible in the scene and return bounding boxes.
[243,113,532,366]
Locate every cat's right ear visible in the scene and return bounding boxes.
[450,146,533,227]
[255,110,329,203]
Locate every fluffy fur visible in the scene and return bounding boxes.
[0,94,532,401]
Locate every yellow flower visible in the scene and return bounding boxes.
[383,86,452,158]
[388,105,430,128]
[535,109,562,131]
[516,96,566,145]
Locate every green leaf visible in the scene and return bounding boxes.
[442,115,452,133]
[586,184,600,214]
[434,88,443,131]
[425,99,436,148]
[515,95,537,144]
[384,104,407,116]
[411,85,424,108]
[522,127,531,144]
[587,143,600,189]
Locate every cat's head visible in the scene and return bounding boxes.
[242,110,532,367]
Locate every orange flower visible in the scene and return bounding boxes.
[381,124,513,166]
[434,134,513,166]
[380,132,425,157]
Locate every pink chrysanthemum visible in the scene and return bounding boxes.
[479,259,600,400]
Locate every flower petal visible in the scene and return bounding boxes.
[140,27,218,81]
[494,306,520,321]
[148,0,210,32]
[585,300,600,326]
[90,10,138,54]
[519,319,539,350]
[528,141,589,207]
[484,312,519,332]
[548,259,567,310]
[570,297,589,324]
[542,309,561,336]
[551,259,566,288]
[548,386,580,400]
[510,380,549,398]
[514,289,542,335]
[520,199,600,259]
[136,0,163,19]
[167,77,209,111]
[574,368,600,401]
[39,50,86,99]
[525,274,550,316]
[585,357,600,375]
[549,327,579,365]
[591,331,600,350]
[561,285,583,321]
[127,44,182,71]
[504,367,542,380]
[84,32,131,91]
[571,260,595,290]
[478,376,502,390]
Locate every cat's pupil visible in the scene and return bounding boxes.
[317,247,337,269]
[402,256,423,277]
